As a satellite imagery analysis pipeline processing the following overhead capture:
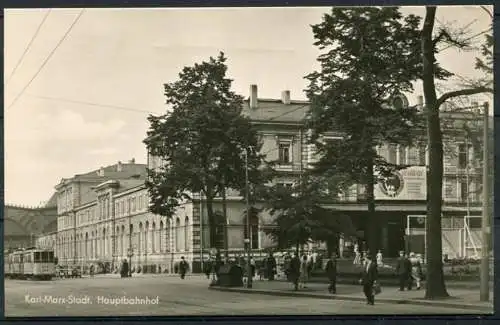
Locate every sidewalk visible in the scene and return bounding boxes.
[303,277,490,290]
[209,280,493,313]
[79,273,205,279]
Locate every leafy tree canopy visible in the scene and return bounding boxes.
[144,52,267,220]
[261,175,355,250]
[305,7,452,185]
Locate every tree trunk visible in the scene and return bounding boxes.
[422,6,449,299]
[366,159,379,255]
[205,196,217,250]
[221,183,229,252]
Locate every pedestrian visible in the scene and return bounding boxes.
[376,250,383,266]
[325,253,337,294]
[89,264,94,277]
[359,253,378,305]
[299,255,309,289]
[204,257,212,279]
[289,252,301,291]
[179,256,189,280]
[353,243,361,265]
[266,252,277,281]
[283,253,291,282]
[120,259,129,278]
[395,251,411,291]
[409,253,423,290]
[306,253,314,278]
[250,256,256,280]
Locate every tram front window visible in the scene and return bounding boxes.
[34,252,42,263]
[48,251,54,263]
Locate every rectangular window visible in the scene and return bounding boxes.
[387,144,397,164]
[398,146,407,165]
[251,225,259,250]
[444,178,456,199]
[460,179,468,202]
[48,251,54,263]
[407,147,419,165]
[278,143,291,164]
[458,143,467,169]
[34,252,42,263]
[41,251,49,263]
[418,145,426,166]
[467,218,482,228]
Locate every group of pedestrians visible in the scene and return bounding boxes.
[396,251,424,290]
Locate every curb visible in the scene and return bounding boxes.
[303,279,491,290]
[208,286,493,313]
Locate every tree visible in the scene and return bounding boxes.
[420,6,493,299]
[144,52,266,249]
[305,7,450,254]
[262,174,353,254]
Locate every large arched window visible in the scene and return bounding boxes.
[90,232,94,259]
[102,228,106,257]
[145,221,149,253]
[165,219,171,252]
[250,214,259,250]
[175,218,181,252]
[85,232,89,259]
[138,223,143,255]
[184,216,190,251]
[129,224,134,255]
[151,222,156,253]
[116,226,120,256]
[214,212,225,249]
[243,207,260,250]
[121,225,125,257]
[159,221,164,253]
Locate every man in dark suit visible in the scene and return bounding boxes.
[325,253,337,294]
[289,252,301,291]
[360,253,378,305]
[395,251,411,291]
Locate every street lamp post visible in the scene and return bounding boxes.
[480,101,490,302]
[244,149,252,289]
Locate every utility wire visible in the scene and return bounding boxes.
[5,9,51,86]
[6,9,85,111]
[28,94,160,115]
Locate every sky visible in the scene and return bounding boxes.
[4,6,493,206]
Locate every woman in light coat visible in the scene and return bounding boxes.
[409,252,423,290]
[299,255,309,289]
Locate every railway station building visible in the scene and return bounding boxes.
[38,85,491,273]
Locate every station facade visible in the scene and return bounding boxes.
[37,85,490,273]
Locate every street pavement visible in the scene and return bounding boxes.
[4,274,490,317]
[211,278,493,313]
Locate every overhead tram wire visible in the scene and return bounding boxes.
[28,94,159,115]
[6,9,85,111]
[5,9,52,86]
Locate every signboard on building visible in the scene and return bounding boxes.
[375,166,426,200]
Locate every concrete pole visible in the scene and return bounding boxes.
[480,101,490,302]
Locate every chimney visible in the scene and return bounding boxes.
[129,158,135,164]
[417,95,424,111]
[117,161,123,172]
[281,90,291,105]
[249,84,258,109]
[98,167,105,177]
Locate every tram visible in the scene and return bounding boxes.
[5,248,56,280]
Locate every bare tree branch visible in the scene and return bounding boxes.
[437,87,493,108]
[480,5,493,19]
